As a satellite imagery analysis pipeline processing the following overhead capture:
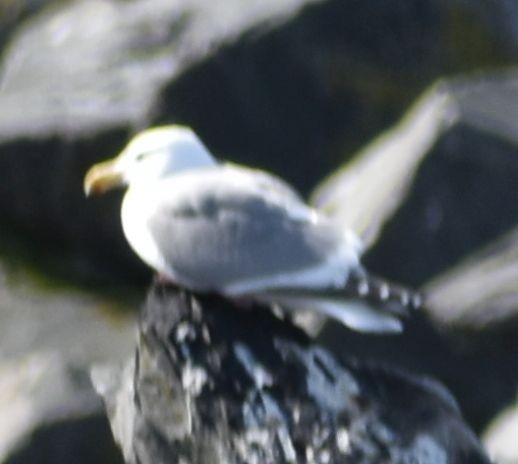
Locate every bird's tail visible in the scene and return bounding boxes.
[256,270,422,333]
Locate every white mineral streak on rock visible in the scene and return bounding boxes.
[182,363,208,396]
[234,343,273,389]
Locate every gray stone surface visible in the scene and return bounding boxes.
[0,260,136,363]
[0,352,123,464]
[0,258,135,463]
[0,0,320,139]
[425,226,518,330]
[483,397,518,464]
[0,0,50,56]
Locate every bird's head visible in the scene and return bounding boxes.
[84,125,216,196]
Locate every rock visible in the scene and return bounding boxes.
[0,258,136,363]
[457,0,518,54]
[0,352,123,464]
[424,226,518,330]
[483,398,518,464]
[313,70,518,288]
[0,0,49,56]
[93,285,491,464]
[0,0,321,139]
[0,258,135,463]
[311,85,453,252]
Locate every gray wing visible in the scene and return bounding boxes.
[147,166,357,293]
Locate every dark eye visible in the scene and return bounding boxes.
[135,149,157,161]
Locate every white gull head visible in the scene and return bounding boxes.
[117,125,217,187]
[84,125,217,195]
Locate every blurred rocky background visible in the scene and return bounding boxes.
[1,0,518,462]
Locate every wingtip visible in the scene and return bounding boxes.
[409,291,424,311]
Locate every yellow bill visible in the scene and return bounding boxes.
[83,158,124,196]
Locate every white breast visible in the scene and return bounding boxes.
[121,187,172,278]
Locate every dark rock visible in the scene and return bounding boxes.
[93,285,491,464]
[0,129,144,285]
[319,313,518,434]
[6,415,123,464]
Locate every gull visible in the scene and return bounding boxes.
[84,125,421,333]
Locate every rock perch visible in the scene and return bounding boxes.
[92,285,490,464]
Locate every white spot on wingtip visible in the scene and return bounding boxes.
[202,325,211,344]
[292,405,301,424]
[379,283,389,300]
[412,293,422,309]
[357,280,369,296]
